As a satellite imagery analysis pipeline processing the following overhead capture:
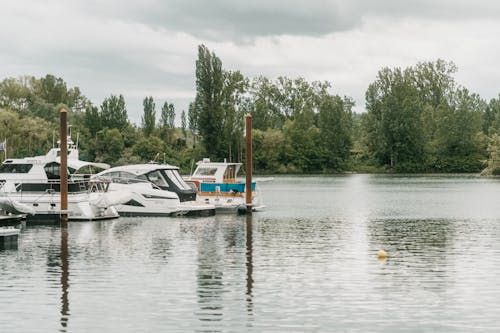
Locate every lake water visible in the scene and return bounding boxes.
[2,174,500,332]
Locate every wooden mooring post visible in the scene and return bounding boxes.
[60,108,68,225]
[245,114,253,214]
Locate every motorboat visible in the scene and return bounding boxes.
[94,163,215,216]
[0,138,125,221]
[184,158,264,213]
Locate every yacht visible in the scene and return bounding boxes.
[0,138,124,221]
[184,158,263,213]
[94,163,215,216]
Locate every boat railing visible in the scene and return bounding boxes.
[0,177,111,194]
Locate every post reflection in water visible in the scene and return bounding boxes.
[60,225,70,332]
[196,221,224,332]
[245,213,253,317]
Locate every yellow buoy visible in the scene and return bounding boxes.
[377,250,388,259]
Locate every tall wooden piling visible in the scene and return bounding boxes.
[245,114,253,213]
[60,108,68,225]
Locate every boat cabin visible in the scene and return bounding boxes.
[0,139,109,193]
[186,158,256,193]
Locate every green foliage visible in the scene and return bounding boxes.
[94,128,124,164]
[160,101,175,129]
[142,96,156,137]
[180,110,187,137]
[365,67,425,170]
[100,94,128,130]
[193,44,225,159]
[0,54,497,175]
[0,75,87,122]
[253,129,286,173]
[84,104,101,136]
[0,109,52,158]
[132,136,165,162]
[487,95,500,135]
[483,134,500,175]
[318,95,354,170]
[363,60,489,173]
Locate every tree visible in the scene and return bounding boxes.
[142,96,156,137]
[221,70,248,162]
[160,101,175,129]
[100,94,128,130]
[483,134,500,175]
[84,104,101,136]
[282,107,322,172]
[318,95,354,170]
[365,67,425,171]
[94,128,124,164]
[486,95,500,135]
[433,88,485,171]
[181,110,187,138]
[0,109,52,157]
[194,44,225,159]
[132,136,165,162]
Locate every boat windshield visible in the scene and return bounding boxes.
[147,170,169,188]
[164,169,192,190]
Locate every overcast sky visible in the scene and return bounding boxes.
[1,0,499,124]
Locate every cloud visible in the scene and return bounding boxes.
[1,0,499,124]
[75,0,500,40]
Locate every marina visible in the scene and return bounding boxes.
[2,174,500,332]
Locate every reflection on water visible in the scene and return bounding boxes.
[1,175,500,332]
[60,226,69,332]
[196,221,224,329]
[246,213,253,318]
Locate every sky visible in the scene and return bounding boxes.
[1,0,499,124]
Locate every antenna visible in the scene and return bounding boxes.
[190,159,195,177]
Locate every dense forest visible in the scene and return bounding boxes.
[1,45,500,175]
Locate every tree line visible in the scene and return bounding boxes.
[1,45,499,174]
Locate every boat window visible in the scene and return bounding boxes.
[0,163,33,173]
[194,167,217,176]
[44,162,62,180]
[147,170,168,188]
[223,165,237,181]
[102,171,119,178]
[74,165,103,175]
[165,169,191,190]
[119,171,137,179]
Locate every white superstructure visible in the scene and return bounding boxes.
[95,163,215,216]
[0,138,122,220]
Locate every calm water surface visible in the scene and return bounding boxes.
[2,174,500,332]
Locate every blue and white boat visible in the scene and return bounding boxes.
[184,158,263,213]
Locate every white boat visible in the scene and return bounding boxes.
[94,163,215,216]
[184,158,264,213]
[0,138,123,221]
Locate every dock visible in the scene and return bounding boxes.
[0,227,20,249]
